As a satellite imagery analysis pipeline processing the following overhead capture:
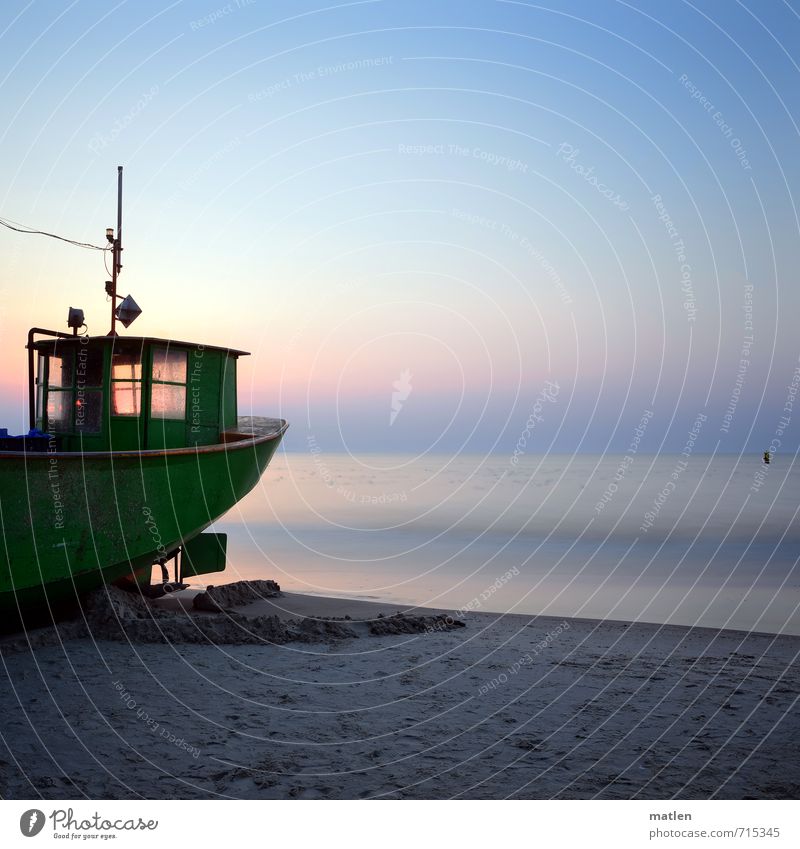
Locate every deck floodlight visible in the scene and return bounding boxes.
[106,228,114,243]
[67,307,85,330]
[115,294,142,328]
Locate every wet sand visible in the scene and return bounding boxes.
[0,590,798,799]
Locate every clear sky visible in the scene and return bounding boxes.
[1,0,798,455]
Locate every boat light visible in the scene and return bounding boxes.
[67,307,85,329]
[106,228,114,243]
[115,294,142,328]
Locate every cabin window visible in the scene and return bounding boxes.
[76,344,104,388]
[46,390,72,432]
[111,349,142,416]
[75,392,103,433]
[73,345,103,434]
[40,347,104,435]
[35,354,46,429]
[48,353,74,388]
[151,348,187,420]
[112,384,141,416]
[45,352,74,433]
[35,388,44,429]
[152,349,187,383]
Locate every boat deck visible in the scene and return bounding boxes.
[0,416,287,454]
[234,417,286,437]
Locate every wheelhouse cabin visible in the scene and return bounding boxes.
[29,334,247,452]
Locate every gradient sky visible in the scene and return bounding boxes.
[1,0,798,456]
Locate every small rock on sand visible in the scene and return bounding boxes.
[368,613,465,636]
[193,580,282,612]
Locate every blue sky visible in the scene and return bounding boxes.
[1,0,799,456]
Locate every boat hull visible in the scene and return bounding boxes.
[0,424,286,626]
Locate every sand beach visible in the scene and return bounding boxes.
[1,585,797,800]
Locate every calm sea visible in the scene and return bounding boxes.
[209,453,800,635]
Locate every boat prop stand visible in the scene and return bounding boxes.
[141,532,228,597]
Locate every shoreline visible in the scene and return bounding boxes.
[174,585,799,640]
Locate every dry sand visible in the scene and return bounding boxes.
[0,586,798,800]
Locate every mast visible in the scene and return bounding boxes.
[107,165,123,335]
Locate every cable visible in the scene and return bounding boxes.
[0,215,110,250]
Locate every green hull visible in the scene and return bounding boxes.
[0,424,286,624]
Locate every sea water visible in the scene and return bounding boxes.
[209,453,800,635]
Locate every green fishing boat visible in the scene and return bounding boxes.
[0,168,287,626]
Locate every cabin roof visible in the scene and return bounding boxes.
[30,334,250,357]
